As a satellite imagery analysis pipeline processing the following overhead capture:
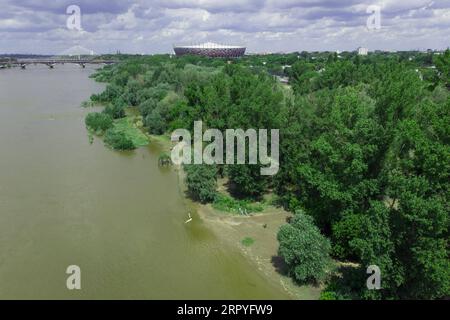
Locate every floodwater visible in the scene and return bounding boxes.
[0,65,289,299]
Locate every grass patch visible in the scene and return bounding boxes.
[241,237,255,247]
[85,109,149,151]
[212,194,265,215]
[111,117,149,148]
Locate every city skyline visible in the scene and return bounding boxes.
[0,0,449,54]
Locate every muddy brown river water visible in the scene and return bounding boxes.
[0,65,290,299]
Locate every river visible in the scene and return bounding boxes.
[0,65,289,299]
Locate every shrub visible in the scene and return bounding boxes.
[158,153,172,166]
[241,237,255,247]
[319,291,338,300]
[212,194,264,215]
[85,112,113,132]
[90,83,122,103]
[104,129,135,150]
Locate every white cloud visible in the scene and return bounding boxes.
[0,0,448,54]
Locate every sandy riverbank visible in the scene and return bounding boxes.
[150,134,321,300]
[194,203,321,299]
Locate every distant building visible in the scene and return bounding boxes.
[358,47,369,56]
[173,42,246,58]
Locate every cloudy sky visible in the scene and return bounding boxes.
[0,0,449,54]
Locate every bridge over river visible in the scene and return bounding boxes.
[0,57,117,69]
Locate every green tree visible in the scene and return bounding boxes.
[90,83,123,103]
[227,164,268,198]
[433,49,450,88]
[288,60,317,94]
[145,109,166,135]
[85,112,113,132]
[103,101,126,119]
[184,164,218,203]
[277,212,332,284]
[346,95,449,300]
[124,78,142,106]
[138,98,157,118]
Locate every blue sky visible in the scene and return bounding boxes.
[0,0,449,54]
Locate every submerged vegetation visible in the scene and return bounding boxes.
[241,237,255,247]
[86,50,449,300]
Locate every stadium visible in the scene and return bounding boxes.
[173,42,246,58]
